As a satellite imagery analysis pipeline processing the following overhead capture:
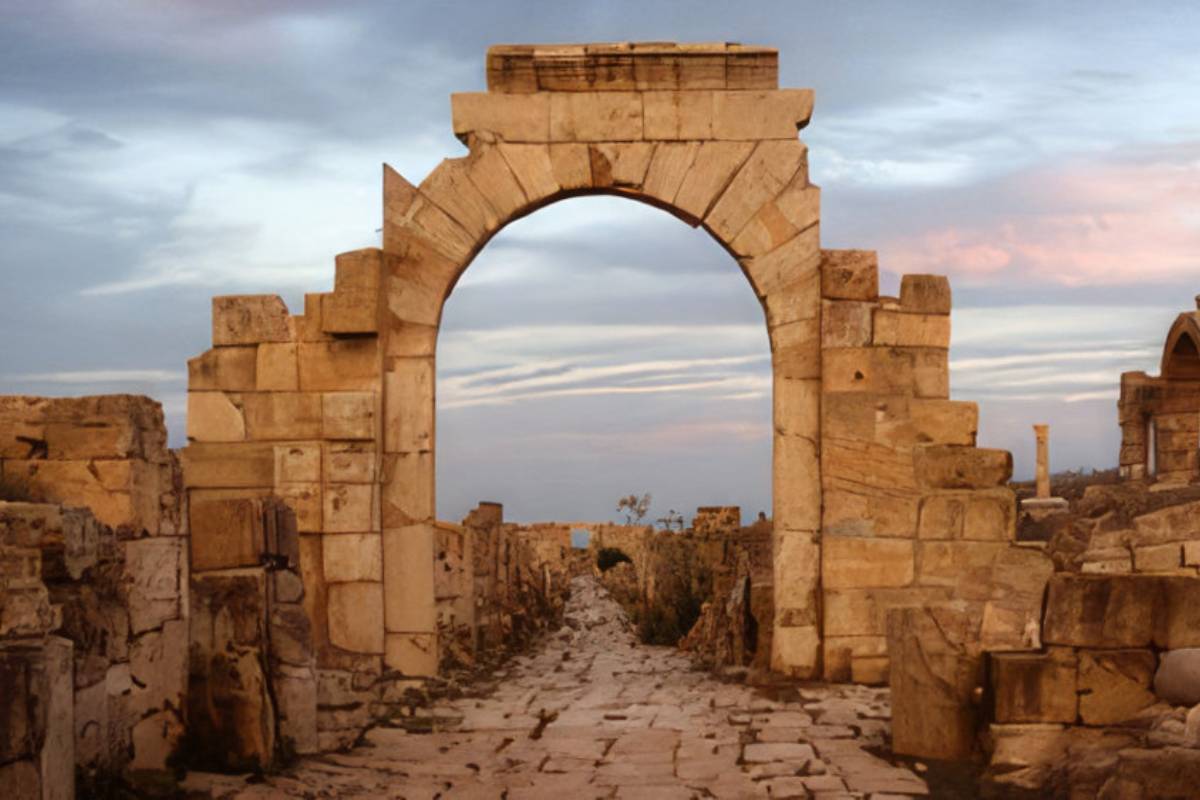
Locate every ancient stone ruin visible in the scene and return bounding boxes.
[3,41,1200,799]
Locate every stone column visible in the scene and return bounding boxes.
[1034,424,1050,499]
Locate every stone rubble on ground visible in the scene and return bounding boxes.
[183,576,927,799]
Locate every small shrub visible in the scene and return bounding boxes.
[596,547,632,573]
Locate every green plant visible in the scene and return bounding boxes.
[596,547,632,572]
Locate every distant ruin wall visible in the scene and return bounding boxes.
[0,395,187,792]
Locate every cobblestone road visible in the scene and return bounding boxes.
[187,576,930,799]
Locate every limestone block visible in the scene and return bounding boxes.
[123,537,182,634]
[188,347,257,392]
[1157,576,1200,648]
[823,586,951,637]
[643,92,713,140]
[991,648,1078,723]
[873,310,951,348]
[1135,542,1181,572]
[773,433,820,531]
[1042,575,1156,648]
[772,376,819,439]
[127,624,187,770]
[255,342,299,391]
[887,603,982,760]
[384,360,434,454]
[0,579,55,637]
[673,141,754,221]
[182,442,275,489]
[771,529,819,610]
[2,460,128,530]
[322,392,375,441]
[383,165,473,266]
[381,452,434,527]
[1132,500,1200,545]
[1077,649,1158,725]
[273,664,318,755]
[450,92,550,142]
[297,338,380,393]
[274,444,321,484]
[821,436,917,492]
[821,250,879,301]
[822,536,914,589]
[496,142,559,202]
[986,723,1069,789]
[821,300,874,348]
[822,348,913,395]
[333,247,382,293]
[386,260,451,330]
[550,92,642,141]
[915,445,1012,489]
[1185,540,1200,567]
[275,482,322,533]
[129,708,184,772]
[327,581,384,654]
[188,569,274,770]
[915,541,1007,595]
[725,44,780,90]
[823,635,887,682]
[383,316,438,359]
[419,158,497,243]
[711,89,813,140]
[548,143,592,190]
[910,399,977,446]
[730,180,820,258]
[186,392,245,442]
[385,632,438,676]
[325,444,375,484]
[900,274,952,314]
[1154,648,1200,705]
[770,317,820,380]
[821,489,919,538]
[241,392,322,441]
[323,533,382,583]
[464,144,529,222]
[383,525,437,632]
[911,347,950,399]
[588,141,653,188]
[211,295,291,346]
[705,140,806,243]
[293,292,328,342]
[640,141,700,207]
[770,624,819,678]
[323,484,375,533]
[189,497,264,571]
[753,234,823,326]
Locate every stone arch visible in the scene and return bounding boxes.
[185,43,1011,691]
[1161,314,1200,380]
[377,50,823,676]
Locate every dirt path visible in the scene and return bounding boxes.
[185,576,930,798]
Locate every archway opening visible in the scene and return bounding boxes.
[434,195,773,527]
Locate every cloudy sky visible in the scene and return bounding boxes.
[2,2,1199,523]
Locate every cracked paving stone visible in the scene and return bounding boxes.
[184,575,925,798]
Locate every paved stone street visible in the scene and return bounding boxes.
[186,577,929,799]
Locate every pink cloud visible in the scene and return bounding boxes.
[883,147,1200,285]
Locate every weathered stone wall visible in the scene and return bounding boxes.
[443,503,577,669]
[983,572,1200,796]
[1118,308,1200,484]
[819,266,1026,683]
[682,514,774,674]
[0,395,188,791]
